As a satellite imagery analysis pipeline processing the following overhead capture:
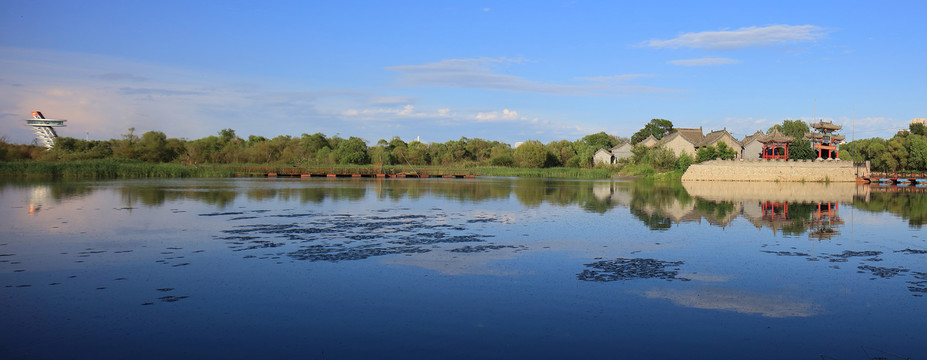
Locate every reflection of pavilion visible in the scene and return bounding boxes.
[744,200,844,239]
[809,202,843,241]
[748,201,794,235]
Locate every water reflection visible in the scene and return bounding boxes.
[7,177,927,233]
[3,177,927,359]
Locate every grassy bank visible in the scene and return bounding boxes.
[0,159,237,179]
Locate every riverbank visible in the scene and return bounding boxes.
[0,160,624,180]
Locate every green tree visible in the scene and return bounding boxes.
[788,139,817,160]
[581,132,617,151]
[514,140,554,168]
[675,153,694,171]
[911,123,927,136]
[905,135,927,171]
[334,137,370,165]
[137,131,173,162]
[112,127,140,159]
[631,119,674,144]
[696,145,718,162]
[768,119,810,140]
[715,142,737,160]
[546,140,577,167]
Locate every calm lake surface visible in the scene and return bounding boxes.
[1,177,925,359]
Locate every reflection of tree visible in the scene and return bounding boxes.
[0,178,96,201]
[780,203,814,237]
[119,187,240,208]
[694,199,735,223]
[852,192,927,228]
[629,207,673,231]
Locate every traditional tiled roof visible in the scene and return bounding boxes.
[676,128,706,145]
[758,128,793,143]
[808,121,842,131]
[640,135,659,146]
[696,129,740,147]
[657,128,704,147]
[610,142,631,151]
[741,130,765,145]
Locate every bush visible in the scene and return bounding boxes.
[514,140,553,168]
[696,146,718,162]
[490,155,515,167]
[675,153,694,171]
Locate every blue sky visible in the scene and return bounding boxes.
[1,0,924,145]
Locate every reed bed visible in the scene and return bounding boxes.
[0,159,237,179]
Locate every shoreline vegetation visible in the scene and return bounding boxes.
[3,118,922,180]
[0,159,633,180]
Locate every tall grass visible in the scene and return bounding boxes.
[0,159,238,179]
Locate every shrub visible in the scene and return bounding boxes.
[490,155,515,167]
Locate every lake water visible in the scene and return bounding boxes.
[1,177,925,359]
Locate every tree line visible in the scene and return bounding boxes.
[2,118,920,173]
[0,127,627,169]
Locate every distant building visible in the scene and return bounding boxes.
[696,129,742,158]
[593,143,634,165]
[639,135,659,148]
[758,128,794,159]
[805,121,845,159]
[593,148,614,165]
[611,143,633,161]
[741,131,766,160]
[657,127,704,157]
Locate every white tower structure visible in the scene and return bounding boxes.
[24,111,67,149]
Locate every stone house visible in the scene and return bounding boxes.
[657,127,705,157]
[740,131,765,160]
[640,135,659,148]
[593,148,614,165]
[695,129,742,158]
[593,143,634,165]
[611,143,633,161]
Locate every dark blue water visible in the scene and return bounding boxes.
[1,178,924,359]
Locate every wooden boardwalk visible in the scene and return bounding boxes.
[217,166,476,179]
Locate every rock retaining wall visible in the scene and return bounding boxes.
[681,159,869,182]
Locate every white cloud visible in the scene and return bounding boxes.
[340,104,426,118]
[642,287,819,318]
[387,57,675,96]
[645,25,826,50]
[475,108,519,121]
[668,57,742,66]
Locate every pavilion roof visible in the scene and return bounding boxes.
[804,133,846,141]
[809,121,842,131]
[758,128,794,143]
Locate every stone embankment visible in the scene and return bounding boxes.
[681,159,869,182]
